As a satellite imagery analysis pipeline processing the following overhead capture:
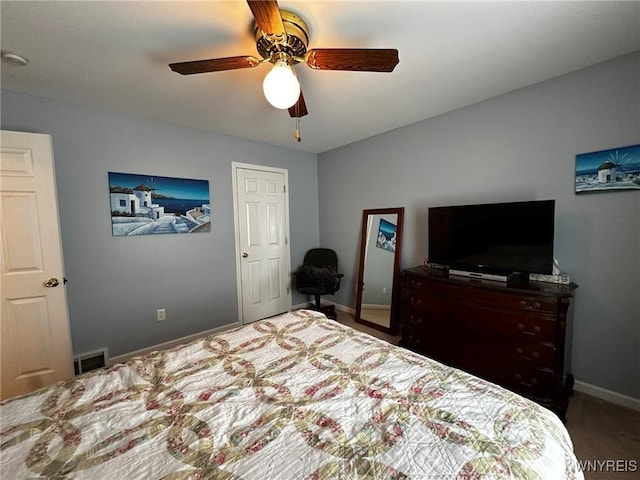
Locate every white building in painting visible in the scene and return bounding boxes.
[110,192,139,214]
[110,184,164,220]
[597,160,618,183]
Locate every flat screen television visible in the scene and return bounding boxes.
[428,199,555,275]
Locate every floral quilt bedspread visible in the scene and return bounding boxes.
[1,309,583,479]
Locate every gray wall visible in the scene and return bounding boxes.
[1,91,320,357]
[318,52,639,399]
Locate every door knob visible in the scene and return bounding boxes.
[242,252,249,258]
[44,277,60,288]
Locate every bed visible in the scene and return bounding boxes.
[1,309,583,479]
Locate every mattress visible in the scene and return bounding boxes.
[0,309,584,479]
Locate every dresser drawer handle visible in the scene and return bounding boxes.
[514,373,538,387]
[409,314,422,326]
[410,297,422,306]
[516,347,540,361]
[519,300,542,310]
[408,335,421,345]
[516,323,541,336]
[410,280,422,288]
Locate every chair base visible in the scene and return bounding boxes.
[308,303,337,320]
[303,294,337,320]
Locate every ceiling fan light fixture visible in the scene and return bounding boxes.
[263,59,300,109]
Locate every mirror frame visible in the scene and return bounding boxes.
[354,207,404,335]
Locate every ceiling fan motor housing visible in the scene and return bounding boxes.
[255,10,309,62]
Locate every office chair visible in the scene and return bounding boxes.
[295,248,343,319]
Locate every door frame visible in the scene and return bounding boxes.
[232,162,291,325]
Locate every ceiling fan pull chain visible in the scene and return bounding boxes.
[295,117,301,142]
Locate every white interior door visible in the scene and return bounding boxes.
[233,163,291,324]
[0,130,74,400]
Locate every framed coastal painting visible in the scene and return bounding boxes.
[375,218,397,253]
[108,172,210,236]
[575,144,640,194]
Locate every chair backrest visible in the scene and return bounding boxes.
[303,248,338,268]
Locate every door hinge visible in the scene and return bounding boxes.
[287,287,290,294]
[284,185,286,193]
[285,237,288,245]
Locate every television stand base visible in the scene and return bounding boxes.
[448,269,511,282]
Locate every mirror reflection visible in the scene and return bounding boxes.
[355,208,404,334]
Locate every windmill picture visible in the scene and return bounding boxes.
[108,172,211,235]
[575,144,640,194]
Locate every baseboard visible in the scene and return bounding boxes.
[334,303,354,315]
[574,380,640,412]
[108,322,239,366]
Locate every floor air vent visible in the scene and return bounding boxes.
[73,349,108,375]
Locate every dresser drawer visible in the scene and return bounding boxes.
[401,324,423,350]
[456,354,555,397]
[453,304,557,343]
[404,274,559,315]
[454,334,556,369]
[403,287,558,344]
[401,324,456,363]
[402,288,456,322]
[502,366,556,397]
[512,342,555,367]
[403,274,429,292]
[467,289,559,315]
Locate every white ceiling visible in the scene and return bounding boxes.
[1,1,639,154]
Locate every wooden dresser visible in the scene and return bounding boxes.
[400,266,578,420]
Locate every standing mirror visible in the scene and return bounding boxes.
[355,207,404,334]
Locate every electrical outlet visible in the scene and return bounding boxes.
[157,308,166,321]
[383,287,387,294]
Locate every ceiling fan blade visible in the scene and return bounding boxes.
[288,91,308,118]
[247,0,286,40]
[169,56,261,75]
[305,49,399,72]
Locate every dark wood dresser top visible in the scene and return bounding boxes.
[403,265,578,297]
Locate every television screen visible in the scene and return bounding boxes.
[428,200,555,275]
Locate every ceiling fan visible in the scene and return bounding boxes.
[169,0,399,136]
